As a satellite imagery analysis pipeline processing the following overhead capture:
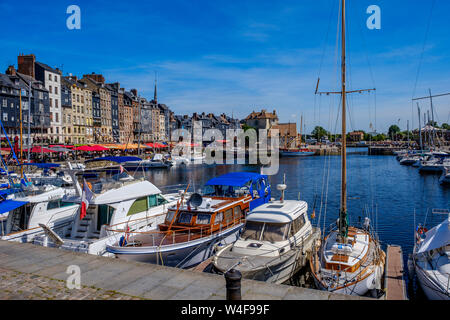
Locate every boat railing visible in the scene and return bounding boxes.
[158,183,192,195]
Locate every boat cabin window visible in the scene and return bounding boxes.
[156,194,168,206]
[214,212,223,225]
[178,212,192,224]
[204,184,250,198]
[262,223,288,243]
[165,210,175,223]
[128,194,168,216]
[224,208,233,224]
[195,214,211,225]
[128,197,148,216]
[234,206,243,219]
[241,221,264,241]
[47,199,76,210]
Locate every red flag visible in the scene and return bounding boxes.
[80,179,93,220]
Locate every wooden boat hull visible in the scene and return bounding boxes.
[107,223,243,269]
[309,228,386,297]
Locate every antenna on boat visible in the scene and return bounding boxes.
[277,174,287,203]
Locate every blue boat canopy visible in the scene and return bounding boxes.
[0,200,28,215]
[85,156,142,164]
[22,163,61,169]
[205,172,267,187]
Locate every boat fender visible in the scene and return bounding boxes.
[119,235,127,247]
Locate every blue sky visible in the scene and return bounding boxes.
[1,0,449,134]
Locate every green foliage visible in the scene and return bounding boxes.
[442,123,450,130]
[388,125,400,137]
[311,126,329,140]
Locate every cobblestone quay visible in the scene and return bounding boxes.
[0,241,367,300]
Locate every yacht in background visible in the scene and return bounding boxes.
[0,185,78,242]
[40,171,180,256]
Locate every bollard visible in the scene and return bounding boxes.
[225,269,242,300]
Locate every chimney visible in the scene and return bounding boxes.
[273,110,276,115]
[5,65,16,76]
[17,54,35,78]
[83,73,105,84]
[131,89,138,97]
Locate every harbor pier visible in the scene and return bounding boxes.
[384,245,407,300]
[0,240,369,300]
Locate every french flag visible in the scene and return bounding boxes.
[80,179,94,220]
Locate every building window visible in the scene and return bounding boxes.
[2,99,6,107]
[55,87,58,95]
[3,113,7,122]
[54,75,58,82]
[49,74,52,81]
[55,99,58,108]
[49,86,52,94]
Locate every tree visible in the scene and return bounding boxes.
[388,125,400,138]
[442,123,450,130]
[372,133,386,141]
[311,126,329,140]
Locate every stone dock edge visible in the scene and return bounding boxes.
[0,240,370,300]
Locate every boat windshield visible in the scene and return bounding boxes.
[241,221,264,240]
[241,221,288,242]
[261,223,288,242]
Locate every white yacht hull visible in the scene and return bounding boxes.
[415,265,450,300]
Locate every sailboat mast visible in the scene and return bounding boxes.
[340,0,348,240]
[300,114,303,146]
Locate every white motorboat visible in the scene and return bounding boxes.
[0,185,78,242]
[170,155,190,166]
[419,155,449,173]
[212,183,320,284]
[410,209,450,300]
[400,155,422,166]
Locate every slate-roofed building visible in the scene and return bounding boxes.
[2,66,50,147]
[17,54,63,143]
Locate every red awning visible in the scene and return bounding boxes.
[73,145,108,151]
[23,146,57,153]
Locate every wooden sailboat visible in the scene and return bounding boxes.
[309,0,385,297]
